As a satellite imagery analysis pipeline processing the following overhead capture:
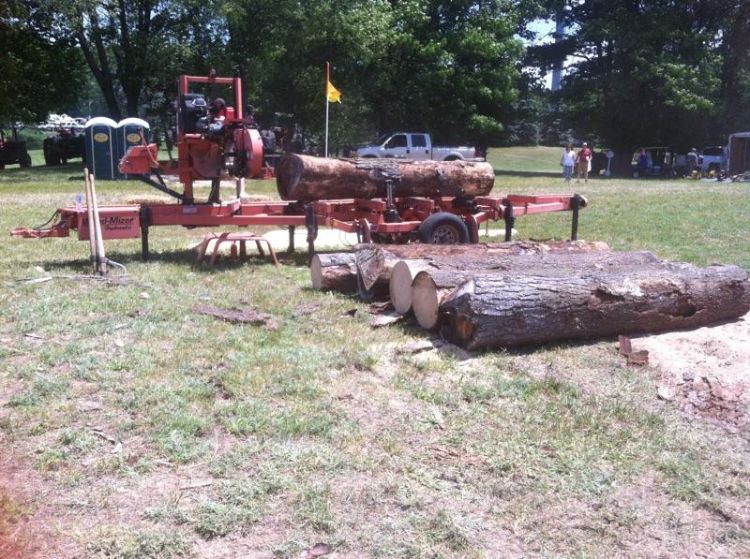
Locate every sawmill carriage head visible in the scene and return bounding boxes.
[173,74,264,180]
[119,73,265,203]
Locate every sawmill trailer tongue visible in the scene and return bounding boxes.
[11,73,586,258]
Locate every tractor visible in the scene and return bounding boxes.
[0,126,32,170]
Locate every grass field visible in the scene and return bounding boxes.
[0,148,748,558]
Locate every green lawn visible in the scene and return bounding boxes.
[0,149,748,558]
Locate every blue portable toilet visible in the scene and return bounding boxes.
[116,118,150,178]
[84,117,118,180]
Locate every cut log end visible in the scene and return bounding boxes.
[390,260,422,314]
[309,252,357,292]
[275,154,304,199]
[412,272,441,329]
[310,254,324,290]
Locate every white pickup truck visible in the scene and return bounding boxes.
[355,132,478,161]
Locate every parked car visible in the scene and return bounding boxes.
[355,132,478,161]
[699,146,727,175]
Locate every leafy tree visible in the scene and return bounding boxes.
[224,0,392,151]
[225,0,525,149]
[716,1,750,134]
[531,0,724,172]
[0,3,85,124]
[30,0,228,120]
[366,0,523,147]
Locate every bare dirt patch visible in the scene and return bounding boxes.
[633,313,750,431]
[0,450,69,559]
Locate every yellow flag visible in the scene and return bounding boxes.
[327,80,341,103]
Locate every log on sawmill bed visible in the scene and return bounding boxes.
[276,154,495,201]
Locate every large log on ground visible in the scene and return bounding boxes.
[276,154,495,201]
[310,240,611,298]
[366,240,611,305]
[441,263,750,350]
[310,253,357,292]
[410,251,662,329]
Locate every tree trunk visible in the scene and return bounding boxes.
[310,240,611,301]
[310,253,357,292]
[390,241,613,318]
[442,263,750,350]
[411,251,662,330]
[276,154,495,201]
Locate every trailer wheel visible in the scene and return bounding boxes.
[19,152,31,168]
[418,212,470,244]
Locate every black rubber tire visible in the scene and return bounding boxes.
[418,212,470,244]
[443,155,460,161]
[43,140,59,166]
[19,152,31,168]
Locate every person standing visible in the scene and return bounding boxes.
[560,144,576,183]
[577,142,592,183]
[686,147,698,177]
[637,148,649,178]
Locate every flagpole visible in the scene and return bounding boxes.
[325,62,330,158]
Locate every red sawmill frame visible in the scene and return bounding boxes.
[10,72,586,259]
[11,193,586,259]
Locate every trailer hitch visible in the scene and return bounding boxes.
[10,210,71,238]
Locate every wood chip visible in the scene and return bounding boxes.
[179,480,214,491]
[627,350,649,366]
[657,385,676,401]
[91,428,118,444]
[305,542,332,558]
[397,340,435,354]
[430,405,446,430]
[194,305,279,330]
[292,303,320,318]
[370,312,405,328]
[21,276,53,285]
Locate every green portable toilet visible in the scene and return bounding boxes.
[116,118,150,178]
[84,117,118,180]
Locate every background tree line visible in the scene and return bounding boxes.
[2,0,748,170]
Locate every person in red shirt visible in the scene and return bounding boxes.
[208,97,227,136]
[577,142,593,183]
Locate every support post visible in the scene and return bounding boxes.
[305,204,318,257]
[503,199,515,242]
[571,194,581,241]
[287,225,296,254]
[140,206,151,261]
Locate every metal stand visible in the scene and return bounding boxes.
[304,204,318,256]
[139,206,151,261]
[196,232,279,266]
[287,225,296,253]
[571,194,581,241]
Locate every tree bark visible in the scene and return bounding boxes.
[310,240,611,301]
[276,154,495,201]
[442,263,750,350]
[389,241,612,318]
[411,251,662,330]
[310,253,357,292]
